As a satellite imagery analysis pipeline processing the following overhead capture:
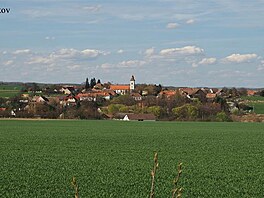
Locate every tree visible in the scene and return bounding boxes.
[97,79,101,84]
[216,112,231,122]
[90,78,96,89]
[111,95,136,106]
[32,83,40,93]
[238,88,247,96]
[172,104,198,120]
[85,78,90,90]
[147,106,165,118]
[259,90,264,97]
[108,104,120,115]
[198,103,222,120]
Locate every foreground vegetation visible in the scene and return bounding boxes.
[0,120,264,197]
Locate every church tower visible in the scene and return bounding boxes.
[130,75,135,92]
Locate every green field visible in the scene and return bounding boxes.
[0,120,264,197]
[0,85,23,98]
[241,96,264,114]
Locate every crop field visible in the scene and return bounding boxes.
[241,96,264,114]
[0,120,264,197]
[0,85,22,98]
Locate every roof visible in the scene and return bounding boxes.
[130,75,135,81]
[110,85,130,90]
[179,88,201,96]
[130,93,142,97]
[247,90,257,96]
[206,93,217,99]
[93,83,104,90]
[159,90,177,96]
[125,113,156,121]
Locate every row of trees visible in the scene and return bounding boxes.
[103,93,231,121]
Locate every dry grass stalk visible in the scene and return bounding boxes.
[172,162,183,198]
[150,152,159,198]
[71,176,79,198]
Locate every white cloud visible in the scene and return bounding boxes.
[117,49,124,54]
[51,48,107,59]
[45,36,55,40]
[101,63,113,69]
[83,5,101,12]
[186,19,195,24]
[257,60,264,71]
[192,57,217,68]
[81,49,105,57]
[13,49,31,55]
[224,53,257,63]
[144,47,155,56]
[67,65,81,70]
[160,46,204,56]
[26,48,108,67]
[101,60,146,69]
[166,23,179,29]
[198,57,217,65]
[120,60,146,67]
[3,60,14,66]
[27,56,54,64]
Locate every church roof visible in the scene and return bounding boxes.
[130,75,135,81]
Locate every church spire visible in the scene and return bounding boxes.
[130,75,135,92]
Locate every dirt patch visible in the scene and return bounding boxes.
[232,114,264,122]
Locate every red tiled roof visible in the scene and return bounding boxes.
[110,85,130,90]
[247,90,257,96]
[206,93,217,99]
[159,90,177,96]
[179,88,200,95]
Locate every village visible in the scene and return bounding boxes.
[0,75,263,121]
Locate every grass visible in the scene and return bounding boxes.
[0,90,21,98]
[241,96,264,114]
[0,85,23,90]
[0,85,23,98]
[0,120,264,197]
[250,103,264,114]
[241,96,264,101]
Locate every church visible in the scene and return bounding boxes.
[110,75,135,95]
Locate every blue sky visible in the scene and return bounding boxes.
[0,0,263,87]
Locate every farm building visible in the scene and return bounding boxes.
[123,113,156,121]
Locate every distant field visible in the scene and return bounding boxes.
[0,85,23,98]
[241,96,264,114]
[0,120,264,197]
[0,85,22,90]
[241,95,264,101]
[0,90,20,98]
[249,103,264,114]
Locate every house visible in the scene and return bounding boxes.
[247,90,257,96]
[32,96,49,103]
[130,93,142,101]
[60,95,78,106]
[206,93,217,101]
[60,86,75,95]
[158,90,177,99]
[179,88,207,102]
[78,90,115,101]
[93,83,104,90]
[110,85,130,95]
[122,113,156,121]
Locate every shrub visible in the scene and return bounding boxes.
[216,111,231,122]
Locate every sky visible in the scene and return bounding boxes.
[0,0,263,87]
